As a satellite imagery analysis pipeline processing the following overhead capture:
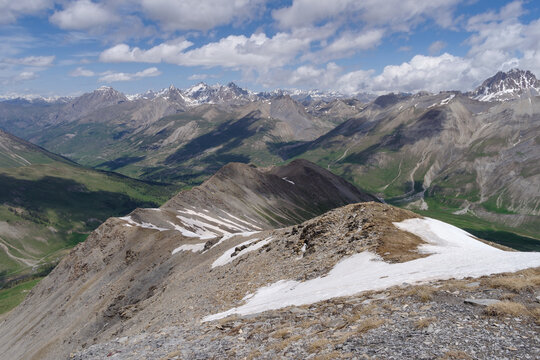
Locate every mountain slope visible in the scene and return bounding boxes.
[0,159,538,359]
[470,68,540,102]
[0,129,177,283]
[282,90,540,243]
[23,96,335,184]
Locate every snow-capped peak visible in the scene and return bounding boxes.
[471,68,540,102]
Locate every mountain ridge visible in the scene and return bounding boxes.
[0,158,539,360]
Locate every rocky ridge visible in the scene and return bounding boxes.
[1,186,539,359]
[72,267,540,360]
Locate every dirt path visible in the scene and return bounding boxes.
[0,237,37,267]
[382,159,402,191]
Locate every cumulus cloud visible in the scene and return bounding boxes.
[139,0,266,31]
[462,1,540,77]
[69,67,95,77]
[50,0,118,30]
[370,53,475,93]
[288,62,342,88]
[100,38,194,63]
[100,28,333,70]
[98,67,161,82]
[0,0,52,24]
[3,55,55,67]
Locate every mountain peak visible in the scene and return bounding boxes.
[471,68,540,101]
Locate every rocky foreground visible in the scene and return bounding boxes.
[73,268,540,359]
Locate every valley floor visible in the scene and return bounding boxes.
[72,268,540,360]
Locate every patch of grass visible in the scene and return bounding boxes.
[406,285,436,302]
[464,230,540,252]
[484,274,540,293]
[0,277,41,314]
[347,304,377,323]
[0,161,180,281]
[439,350,473,359]
[271,327,292,339]
[307,338,331,353]
[531,308,540,325]
[269,334,303,352]
[414,317,436,329]
[484,301,528,317]
[355,316,385,334]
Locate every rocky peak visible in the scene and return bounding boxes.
[471,68,540,101]
[87,86,127,102]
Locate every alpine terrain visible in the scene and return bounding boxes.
[2,69,537,246]
[0,160,539,360]
[0,128,176,289]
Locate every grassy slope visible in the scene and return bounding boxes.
[0,277,41,315]
[0,159,180,281]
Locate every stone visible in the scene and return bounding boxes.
[464,298,501,307]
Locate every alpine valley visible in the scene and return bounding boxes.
[0,69,538,246]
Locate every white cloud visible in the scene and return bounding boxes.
[3,55,55,67]
[0,0,52,24]
[50,0,118,30]
[100,38,194,63]
[305,29,384,62]
[15,71,37,81]
[428,40,446,55]
[98,67,161,82]
[139,0,266,31]
[100,28,333,70]
[70,67,95,77]
[272,0,461,31]
[335,69,375,94]
[288,62,342,88]
[462,1,540,78]
[370,53,475,93]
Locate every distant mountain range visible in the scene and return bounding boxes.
[3,68,539,106]
[0,82,373,107]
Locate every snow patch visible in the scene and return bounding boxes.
[207,231,260,252]
[282,177,295,185]
[172,243,206,255]
[178,209,254,232]
[167,221,216,240]
[203,217,540,321]
[212,237,274,268]
[119,216,168,231]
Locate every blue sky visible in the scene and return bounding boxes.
[0,0,539,97]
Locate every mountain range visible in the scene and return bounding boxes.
[0,68,538,250]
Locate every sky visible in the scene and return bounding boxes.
[0,0,539,97]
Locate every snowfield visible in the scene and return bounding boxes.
[203,217,540,322]
[171,243,206,254]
